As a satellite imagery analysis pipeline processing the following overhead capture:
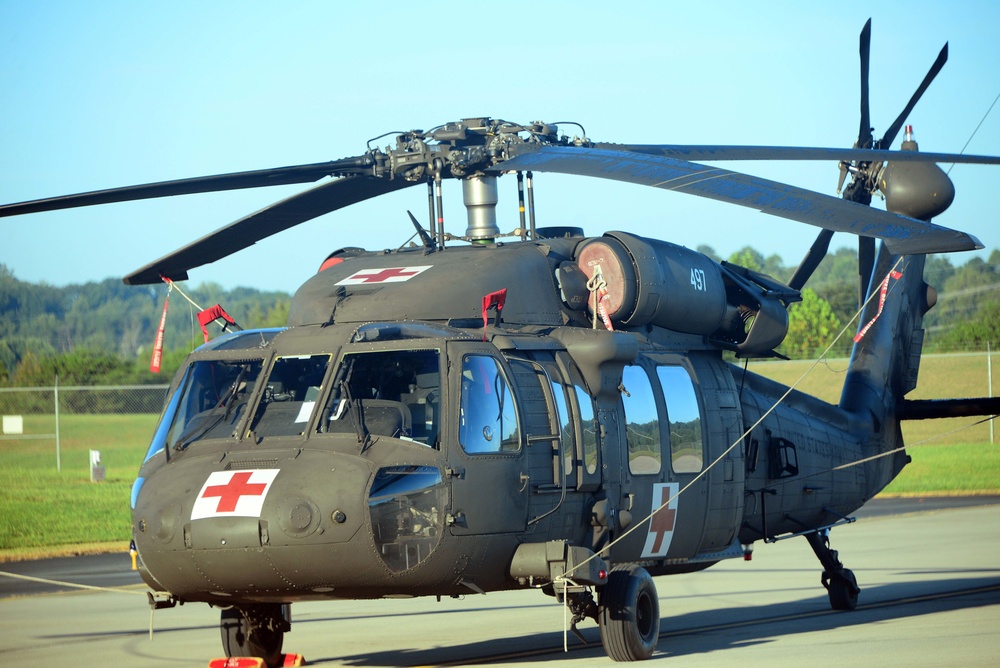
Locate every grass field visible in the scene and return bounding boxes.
[0,352,996,559]
[745,352,999,446]
[0,414,155,559]
[746,351,1000,495]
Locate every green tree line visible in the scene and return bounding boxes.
[1,245,997,386]
[0,265,290,386]
[697,245,998,358]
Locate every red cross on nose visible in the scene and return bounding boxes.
[200,472,268,513]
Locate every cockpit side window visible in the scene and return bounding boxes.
[459,354,520,454]
[318,349,441,446]
[165,358,264,451]
[250,354,332,438]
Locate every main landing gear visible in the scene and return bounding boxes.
[805,529,860,611]
[563,564,660,662]
[599,565,660,661]
[220,603,289,667]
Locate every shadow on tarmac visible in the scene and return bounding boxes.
[292,575,1000,666]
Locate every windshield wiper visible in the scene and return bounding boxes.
[339,379,371,448]
[172,367,247,451]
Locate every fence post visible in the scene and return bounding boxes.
[989,342,994,445]
[55,374,61,472]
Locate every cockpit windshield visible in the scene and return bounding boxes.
[165,358,264,451]
[248,354,332,437]
[318,349,440,446]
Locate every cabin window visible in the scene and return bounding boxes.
[622,365,662,475]
[248,354,332,437]
[165,358,264,450]
[576,385,599,475]
[459,355,521,454]
[550,379,577,487]
[319,349,440,446]
[656,365,704,473]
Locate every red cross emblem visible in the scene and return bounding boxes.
[335,265,432,286]
[642,482,679,558]
[191,469,280,520]
[201,472,267,512]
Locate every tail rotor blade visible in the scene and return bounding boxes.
[879,42,948,148]
[858,19,873,149]
[789,229,834,291]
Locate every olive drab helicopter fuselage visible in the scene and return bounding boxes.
[131,227,916,664]
[3,19,1000,665]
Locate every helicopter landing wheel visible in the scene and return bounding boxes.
[805,529,861,612]
[825,568,860,611]
[220,604,286,667]
[597,564,659,661]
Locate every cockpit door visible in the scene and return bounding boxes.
[446,342,528,535]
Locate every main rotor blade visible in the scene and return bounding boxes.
[598,143,1000,165]
[0,158,371,218]
[123,175,415,285]
[494,145,982,254]
[858,18,873,149]
[879,42,948,149]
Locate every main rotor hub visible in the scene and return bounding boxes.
[372,118,587,182]
[462,175,500,240]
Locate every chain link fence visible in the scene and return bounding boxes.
[0,382,169,472]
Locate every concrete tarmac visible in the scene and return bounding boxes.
[1,501,998,666]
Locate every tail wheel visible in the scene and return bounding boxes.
[827,568,860,611]
[220,605,284,667]
[598,564,660,661]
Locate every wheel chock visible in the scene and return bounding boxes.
[207,654,305,668]
[207,659,265,668]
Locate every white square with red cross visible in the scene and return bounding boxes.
[191,469,280,520]
[641,482,680,559]
[335,265,432,286]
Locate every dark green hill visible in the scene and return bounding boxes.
[0,265,290,382]
[1,245,996,384]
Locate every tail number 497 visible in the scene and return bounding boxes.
[690,268,707,291]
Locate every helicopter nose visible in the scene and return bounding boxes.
[133,449,378,596]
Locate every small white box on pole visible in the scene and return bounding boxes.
[90,449,105,483]
[2,415,23,435]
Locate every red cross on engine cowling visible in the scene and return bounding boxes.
[352,267,420,283]
[335,265,432,287]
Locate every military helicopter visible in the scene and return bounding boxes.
[3,19,1000,665]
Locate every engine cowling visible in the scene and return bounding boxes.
[571,231,793,355]
[575,232,727,334]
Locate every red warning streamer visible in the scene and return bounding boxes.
[197,304,238,343]
[482,288,507,341]
[595,286,614,332]
[149,291,170,373]
[854,270,903,343]
[587,266,614,332]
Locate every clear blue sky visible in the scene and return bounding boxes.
[2,1,998,294]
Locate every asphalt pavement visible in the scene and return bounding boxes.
[1,495,999,666]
